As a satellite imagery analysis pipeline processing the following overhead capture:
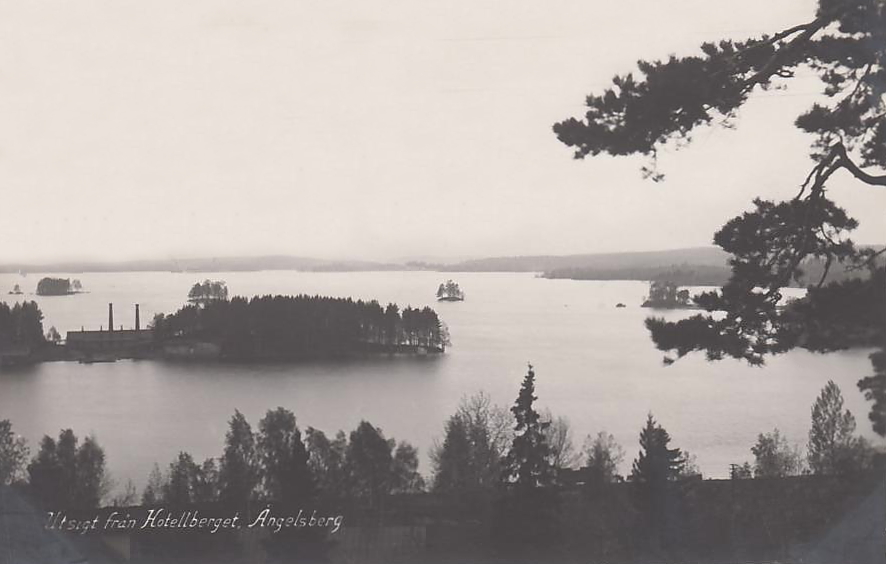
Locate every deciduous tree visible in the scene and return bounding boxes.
[218,410,259,508]
[583,431,624,485]
[0,419,29,486]
[808,380,871,474]
[257,408,314,504]
[751,428,805,477]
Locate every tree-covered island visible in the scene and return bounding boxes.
[436,280,465,301]
[640,281,694,309]
[35,277,83,296]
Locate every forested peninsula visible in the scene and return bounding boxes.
[152,294,449,360]
[0,291,449,365]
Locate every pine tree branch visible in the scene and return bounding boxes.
[835,143,886,187]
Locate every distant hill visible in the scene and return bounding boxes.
[439,247,731,273]
[0,256,399,274]
[1,246,880,285]
[540,247,884,287]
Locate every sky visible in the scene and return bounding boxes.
[1,0,884,263]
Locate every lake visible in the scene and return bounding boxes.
[0,270,880,491]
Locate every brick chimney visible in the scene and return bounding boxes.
[108,303,114,332]
[135,304,140,331]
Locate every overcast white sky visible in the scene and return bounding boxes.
[1,0,884,263]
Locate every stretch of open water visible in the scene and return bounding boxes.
[0,270,880,491]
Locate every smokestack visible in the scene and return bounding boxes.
[108,303,114,332]
[135,304,140,331]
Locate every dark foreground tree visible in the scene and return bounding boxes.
[218,410,260,509]
[0,301,46,351]
[554,0,886,434]
[0,420,29,485]
[630,414,685,545]
[304,427,348,499]
[431,391,512,492]
[27,429,108,509]
[344,421,424,506]
[496,364,558,547]
[257,408,314,505]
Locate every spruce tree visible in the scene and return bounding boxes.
[630,413,685,541]
[496,364,558,548]
[631,414,684,487]
[501,364,554,489]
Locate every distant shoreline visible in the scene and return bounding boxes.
[2,245,880,288]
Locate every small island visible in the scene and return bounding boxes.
[640,280,695,309]
[8,284,22,295]
[187,279,229,305]
[35,277,83,296]
[436,280,465,302]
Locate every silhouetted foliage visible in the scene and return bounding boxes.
[554,0,886,434]
[153,294,449,358]
[391,442,425,494]
[496,364,558,546]
[164,452,202,506]
[858,350,886,435]
[304,428,348,500]
[0,419,29,485]
[582,431,625,485]
[257,408,314,505]
[502,365,555,489]
[751,429,804,478]
[45,326,61,343]
[807,380,873,475]
[304,422,423,505]
[218,410,260,509]
[730,462,753,480]
[110,479,138,507]
[541,411,580,476]
[431,392,512,492]
[0,301,46,350]
[630,414,685,540]
[343,421,424,508]
[631,414,684,486]
[142,463,166,505]
[27,429,108,509]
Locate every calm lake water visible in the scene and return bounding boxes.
[0,270,880,490]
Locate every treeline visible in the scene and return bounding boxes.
[0,368,881,561]
[430,375,876,496]
[151,294,450,359]
[545,265,731,286]
[544,254,885,287]
[0,370,875,508]
[138,411,424,512]
[0,413,422,514]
